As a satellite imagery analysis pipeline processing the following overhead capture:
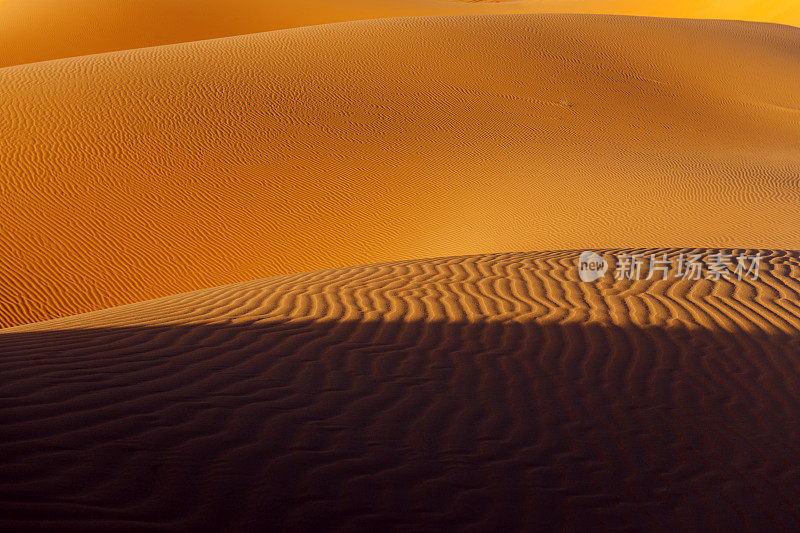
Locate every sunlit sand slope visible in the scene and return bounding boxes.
[2,15,800,327]
[1,0,799,67]
[2,249,800,530]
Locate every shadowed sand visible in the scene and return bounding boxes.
[1,0,799,67]
[2,250,800,530]
[2,15,800,327]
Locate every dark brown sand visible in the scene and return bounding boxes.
[2,251,800,530]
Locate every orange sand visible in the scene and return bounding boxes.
[1,0,799,67]
[2,15,800,327]
[3,5,800,530]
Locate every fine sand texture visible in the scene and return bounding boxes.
[2,250,800,530]
[2,0,799,67]
[3,15,800,328]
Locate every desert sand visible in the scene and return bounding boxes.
[2,0,799,67]
[2,4,800,531]
[2,15,800,327]
[2,250,800,529]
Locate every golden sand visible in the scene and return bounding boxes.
[1,0,798,67]
[2,6,800,530]
[2,15,799,327]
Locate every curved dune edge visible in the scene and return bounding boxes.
[2,249,800,530]
[1,0,799,67]
[2,14,800,328]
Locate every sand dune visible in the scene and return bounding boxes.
[1,0,799,67]
[2,249,800,530]
[4,3,800,530]
[2,15,800,328]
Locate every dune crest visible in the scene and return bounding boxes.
[2,15,800,328]
[3,250,800,530]
[1,0,799,67]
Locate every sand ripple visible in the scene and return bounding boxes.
[2,249,800,530]
[2,15,800,327]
